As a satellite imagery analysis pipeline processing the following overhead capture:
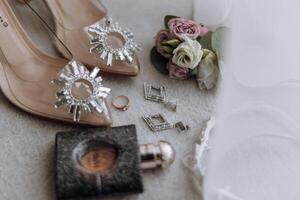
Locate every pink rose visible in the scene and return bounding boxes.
[168,18,208,39]
[167,61,189,80]
[155,29,172,58]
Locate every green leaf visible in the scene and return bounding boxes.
[211,27,229,59]
[196,36,202,42]
[189,67,198,77]
[162,39,181,48]
[164,15,179,28]
[162,46,174,54]
[150,47,169,75]
[198,31,213,51]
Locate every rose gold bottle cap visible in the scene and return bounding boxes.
[139,141,176,170]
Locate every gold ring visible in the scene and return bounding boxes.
[111,95,130,111]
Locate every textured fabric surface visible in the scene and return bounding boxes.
[0,1,215,200]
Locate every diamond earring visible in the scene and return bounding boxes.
[143,113,189,133]
[51,60,111,122]
[88,18,140,66]
[144,82,177,112]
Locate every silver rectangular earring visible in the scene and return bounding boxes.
[143,82,177,112]
[143,113,189,133]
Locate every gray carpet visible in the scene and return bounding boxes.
[0,1,215,199]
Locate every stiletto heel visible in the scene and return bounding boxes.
[0,0,113,126]
[44,0,140,76]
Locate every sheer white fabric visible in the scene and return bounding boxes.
[194,0,300,199]
[193,0,232,28]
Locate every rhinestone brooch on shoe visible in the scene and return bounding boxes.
[88,18,140,66]
[51,60,111,122]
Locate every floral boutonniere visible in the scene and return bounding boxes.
[151,15,227,90]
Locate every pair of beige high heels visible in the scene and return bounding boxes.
[0,0,140,126]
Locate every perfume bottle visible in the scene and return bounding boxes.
[55,125,175,199]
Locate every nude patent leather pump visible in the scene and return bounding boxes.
[44,0,140,76]
[0,0,112,126]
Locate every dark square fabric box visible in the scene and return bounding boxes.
[55,125,144,199]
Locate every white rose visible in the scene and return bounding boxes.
[172,36,203,69]
[197,49,219,90]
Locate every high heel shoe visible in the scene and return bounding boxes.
[0,0,113,126]
[44,0,141,76]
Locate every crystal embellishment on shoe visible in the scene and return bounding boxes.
[88,18,140,66]
[51,60,111,122]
